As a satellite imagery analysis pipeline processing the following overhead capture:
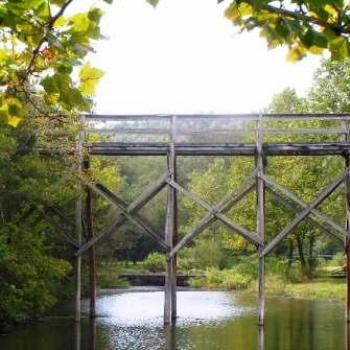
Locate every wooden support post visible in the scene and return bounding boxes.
[256,115,265,326]
[84,157,97,319]
[164,115,177,325]
[75,120,84,322]
[75,199,82,322]
[345,123,350,323]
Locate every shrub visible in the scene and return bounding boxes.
[143,252,165,272]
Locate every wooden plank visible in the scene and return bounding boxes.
[88,127,347,136]
[256,115,265,327]
[74,122,84,323]
[76,173,169,255]
[164,115,177,325]
[345,125,350,323]
[87,142,350,156]
[267,188,343,242]
[167,179,263,246]
[84,113,350,121]
[261,174,347,236]
[261,166,350,257]
[84,158,96,319]
[86,181,169,250]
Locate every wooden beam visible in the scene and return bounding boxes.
[261,166,350,257]
[87,142,350,157]
[267,188,343,242]
[261,174,347,236]
[168,184,255,258]
[84,113,350,121]
[164,115,177,325]
[345,125,350,323]
[76,173,169,255]
[256,115,265,327]
[74,123,84,322]
[84,158,96,319]
[167,179,263,246]
[84,180,169,250]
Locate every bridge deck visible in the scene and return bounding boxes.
[87,142,350,156]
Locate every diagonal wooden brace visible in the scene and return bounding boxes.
[261,166,350,257]
[76,173,169,255]
[82,179,170,251]
[266,187,343,242]
[168,184,255,258]
[166,178,263,248]
[260,174,347,237]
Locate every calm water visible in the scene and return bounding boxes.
[0,287,347,350]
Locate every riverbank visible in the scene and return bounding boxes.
[98,261,346,302]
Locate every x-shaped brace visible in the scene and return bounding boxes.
[167,169,263,259]
[260,165,350,257]
[77,173,170,255]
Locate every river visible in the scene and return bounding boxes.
[0,287,347,350]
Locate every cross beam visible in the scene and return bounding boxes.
[261,166,350,257]
[76,173,169,255]
[82,179,170,251]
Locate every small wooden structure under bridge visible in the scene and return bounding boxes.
[71,113,350,326]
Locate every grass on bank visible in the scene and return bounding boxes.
[96,252,347,302]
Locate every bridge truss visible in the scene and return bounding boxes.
[73,113,350,325]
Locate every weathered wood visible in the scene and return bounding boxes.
[88,142,350,156]
[74,123,84,323]
[261,174,347,236]
[167,179,263,246]
[256,116,265,327]
[88,127,347,136]
[76,173,169,255]
[84,158,96,319]
[84,180,169,250]
[261,166,350,257]
[345,125,350,323]
[85,113,350,121]
[164,115,177,325]
[267,187,343,242]
[168,183,255,258]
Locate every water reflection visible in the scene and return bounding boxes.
[258,326,264,350]
[0,290,347,350]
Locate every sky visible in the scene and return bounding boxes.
[80,0,323,114]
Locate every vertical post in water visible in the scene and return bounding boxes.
[256,114,265,326]
[345,123,350,323]
[164,115,177,325]
[84,156,97,319]
[75,116,84,322]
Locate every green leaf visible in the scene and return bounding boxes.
[79,62,104,95]
[329,36,349,60]
[146,0,160,7]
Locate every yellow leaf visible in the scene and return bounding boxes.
[286,46,306,62]
[8,116,22,127]
[225,3,252,21]
[79,62,104,95]
[308,46,324,55]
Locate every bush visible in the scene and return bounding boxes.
[97,262,129,288]
[189,267,252,290]
[143,252,165,272]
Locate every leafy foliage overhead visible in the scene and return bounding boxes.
[0,0,108,127]
[219,0,350,61]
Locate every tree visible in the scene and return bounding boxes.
[220,0,350,61]
[0,0,108,127]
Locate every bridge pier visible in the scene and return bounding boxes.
[164,116,177,325]
[256,115,265,326]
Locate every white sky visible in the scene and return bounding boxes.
[82,0,322,114]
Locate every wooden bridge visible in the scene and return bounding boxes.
[68,113,350,326]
